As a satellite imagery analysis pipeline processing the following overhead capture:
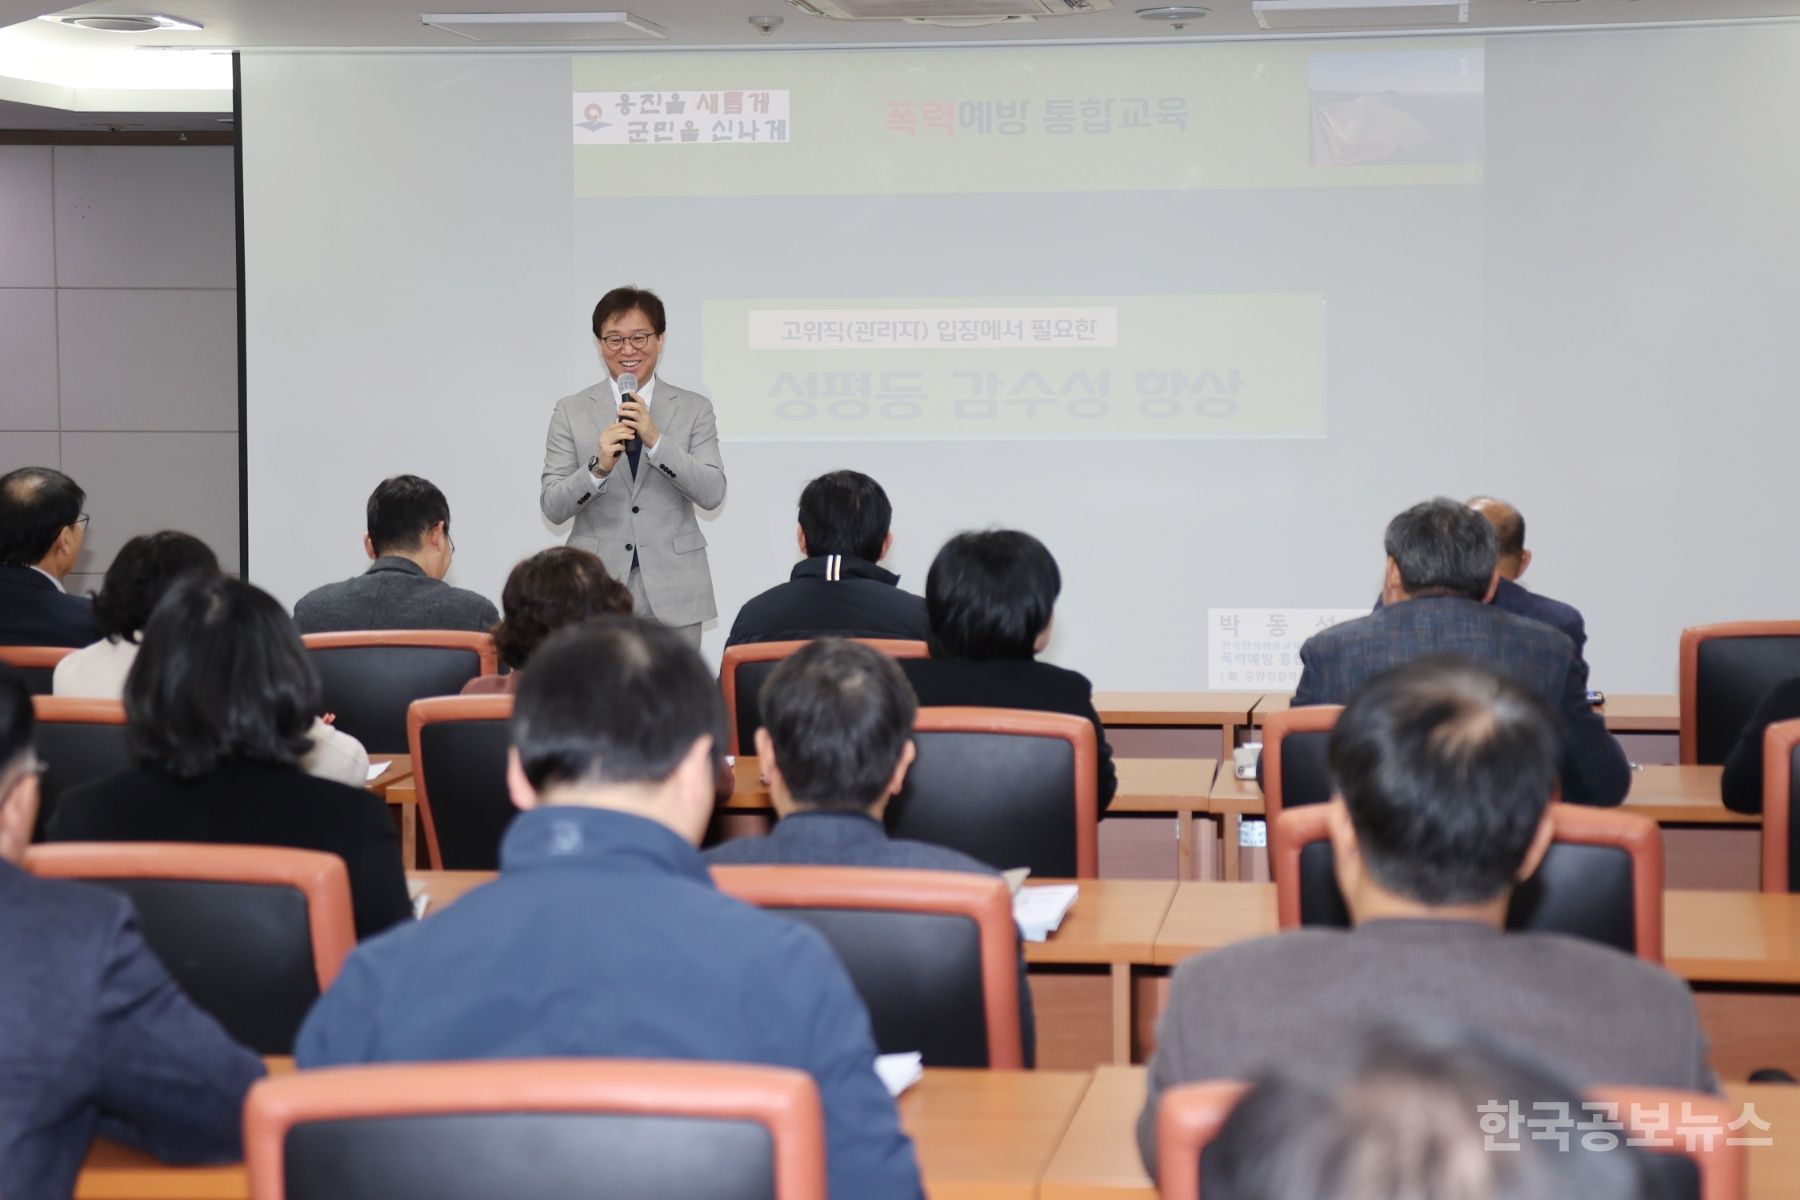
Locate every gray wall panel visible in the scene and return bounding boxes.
[62,432,240,573]
[53,146,236,289]
[0,147,54,287]
[57,288,237,432]
[0,289,59,430]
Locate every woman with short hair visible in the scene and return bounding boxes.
[463,546,633,695]
[47,574,410,939]
[902,530,1117,810]
[52,531,370,788]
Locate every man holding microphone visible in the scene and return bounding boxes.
[540,287,726,649]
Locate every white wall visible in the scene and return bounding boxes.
[0,144,239,595]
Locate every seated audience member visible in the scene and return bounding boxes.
[0,466,100,647]
[52,531,370,788]
[726,471,928,647]
[462,546,632,695]
[1199,1021,1655,1200]
[1467,496,1590,665]
[293,474,498,634]
[47,575,411,940]
[901,531,1117,811]
[296,617,923,1199]
[705,638,1035,1061]
[1295,498,1628,807]
[1139,657,1712,1171]
[0,667,263,1198]
[1719,676,1800,814]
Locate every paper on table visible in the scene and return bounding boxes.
[1001,867,1030,895]
[874,1052,923,1097]
[366,762,390,782]
[1014,884,1079,943]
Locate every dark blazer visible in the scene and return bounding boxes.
[704,810,1037,1064]
[47,758,412,940]
[0,564,100,648]
[292,556,498,635]
[0,860,263,1198]
[1720,676,1800,814]
[297,806,923,1200]
[1494,577,1589,666]
[1294,596,1630,807]
[901,657,1118,811]
[727,556,929,647]
[1137,918,1715,1173]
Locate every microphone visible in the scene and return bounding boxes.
[617,371,641,453]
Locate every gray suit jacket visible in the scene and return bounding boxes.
[539,379,726,627]
[1137,918,1715,1174]
[1294,596,1630,807]
[293,557,498,635]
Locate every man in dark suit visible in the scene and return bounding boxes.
[1298,498,1628,807]
[0,466,101,647]
[0,667,263,1197]
[297,618,922,1199]
[1138,658,1713,1175]
[726,471,928,647]
[705,639,1035,1061]
[293,474,498,634]
[1468,495,1589,664]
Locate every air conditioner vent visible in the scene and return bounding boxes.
[1252,0,1467,31]
[789,0,1110,19]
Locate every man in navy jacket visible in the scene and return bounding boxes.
[0,467,101,647]
[1468,496,1589,667]
[727,470,928,647]
[296,616,922,1199]
[0,667,262,1197]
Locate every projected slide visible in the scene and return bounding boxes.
[704,294,1324,439]
[565,40,1481,441]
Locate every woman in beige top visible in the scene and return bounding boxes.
[52,532,370,787]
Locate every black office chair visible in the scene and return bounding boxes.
[244,1060,828,1200]
[719,639,929,757]
[885,706,1099,878]
[1270,803,1665,962]
[1259,705,1340,822]
[713,866,1023,1069]
[408,695,514,870]
[25,843,356,1055]
[0,646,74,696]
[303,631,497,754]
[1680,621,1800,765]
[30,697,133,837]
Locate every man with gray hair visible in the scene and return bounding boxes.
[1293,498,1628,806]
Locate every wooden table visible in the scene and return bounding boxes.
[77,1069,1090,1200]
[1253,692,1680,736]
[366,754,415,865]
[1039,1065,1157,1199]
[1037,1067,1800,1200]
[1598,692,1681,733]
[1207,764,1746,828]
[406,871,1175,1066]
[1094,692,1261,754]
[898,1069,1091,1199]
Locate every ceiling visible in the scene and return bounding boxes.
[2,0,1798,129]
[14,0,1800,49]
